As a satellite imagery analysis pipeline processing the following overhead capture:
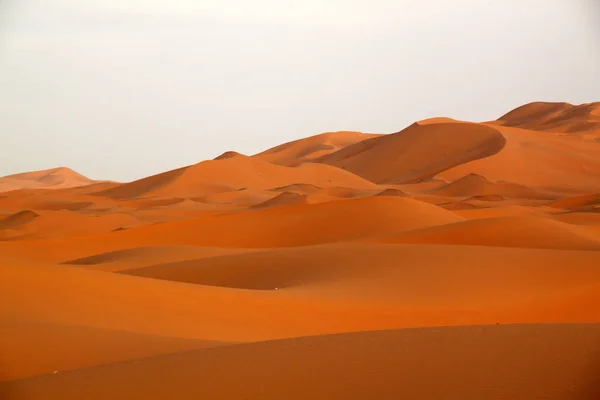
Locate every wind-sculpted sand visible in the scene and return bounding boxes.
[1,101,600,399]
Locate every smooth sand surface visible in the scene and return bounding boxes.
[428,173,553,199]
[318,122,507,183]
[1,101,600,398]
[95,152,376,199]
[495,101,600,134]
[438,125,600,190]
[2,324,599,400]
[253,131,382,166]
[0,167,98,193]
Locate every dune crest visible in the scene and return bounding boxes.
[495,101,600,134]
[254,131,382,166]
[0,167,96,193]
[95,153,375,199]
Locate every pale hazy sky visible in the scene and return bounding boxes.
[1,0,599,181]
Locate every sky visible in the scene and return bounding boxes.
[0,0,599,181]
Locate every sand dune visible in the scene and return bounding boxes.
[379,216,600,250]
[2,100,600,397]
[0,186,119,215]
[195,188,277,207]
[0,196,465,262]
[266,183,376,199]
[0,167,96,193]
[437,124,600,190]
[496,101,600,134]
[63,245,257,271]
[429,173,555,199]
[548,193,600,211]
[374,188,407,197]
[267,183,323,194]
[117,243,600,305]
[0,317,225,381]
[251,192,335,209]
[95,152,375,199]
[0,210,143,240]
[253,131,382,166]
[0,210,40,230]
[317,122,507,184]
[2,324,599,400]
[3,242,600,384]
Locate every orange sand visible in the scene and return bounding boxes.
[1,101,600,399]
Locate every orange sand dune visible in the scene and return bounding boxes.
[54,180,122,194]
[0,209,143,240]
[63,245,258,272]
[2,324,599,400]
[253,131,382,166]
[379,216,600,250]
[3,100,600,396]
[496,101,573,125]
[547,193,600,211]
[268,183,380,199]
[267,182,323,194]
[451,204,553,219]
[0,187,119,214]
[251,192,335,209]
[437,124,600,190]
[0,167,97,193]
[429,173,554,199]
[3,242,600,382]
[195,188,277,207]
[0,317,225,382]
[122,197,187,209]
[117,243,600,304]
[0,210,40,230]
[551,212,600,226]
[416,116,463,124]
[317,122,506,184]
[94,152,375,199]
[0,196,464,262]
[495,101,600,134]
[374,188,407,197]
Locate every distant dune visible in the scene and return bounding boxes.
[2,101,600,399]
[428,173,553,199]
[95,152,375,199]
[253,131,382,166]
[0,167,97,193]
[495,101,600,134]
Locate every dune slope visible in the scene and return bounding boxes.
[2,324,599,400]
[317,122,506,184]
[95,152,375,199]
[495,101,600,133]
[379,216,600,250]
[0,167,96,193]
[253,131,382,166]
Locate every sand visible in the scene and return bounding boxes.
[1,101,600,399]
[0,167,98,193]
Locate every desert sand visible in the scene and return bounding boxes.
[1,101,600,399]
